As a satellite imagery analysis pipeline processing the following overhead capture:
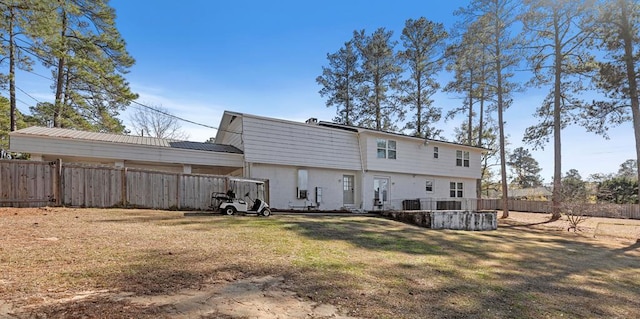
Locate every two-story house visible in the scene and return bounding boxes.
[215,111,485,211]
[8,110,485,212]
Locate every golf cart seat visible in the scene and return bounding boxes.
[251,198,262,211]
[213,192,232,202]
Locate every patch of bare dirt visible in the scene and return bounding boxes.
[4,276,357,319]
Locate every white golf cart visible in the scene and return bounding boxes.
[211,178,271,217]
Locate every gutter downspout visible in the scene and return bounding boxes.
[356,131,366,212]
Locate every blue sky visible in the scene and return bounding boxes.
[13,0,636,182]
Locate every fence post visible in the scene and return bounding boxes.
[176,173,181,209]
[55,159,62,206]
[121,167,127,207]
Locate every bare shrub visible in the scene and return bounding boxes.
[561,200,590,232]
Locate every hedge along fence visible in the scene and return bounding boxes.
[1,159,253,210]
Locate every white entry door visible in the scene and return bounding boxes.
[343,175,355,205]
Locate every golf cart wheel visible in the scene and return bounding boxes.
[224,207,236,215]
[262,208,271,217]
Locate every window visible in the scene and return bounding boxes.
[388,140,396,159]
[456,150,470,167]
[433,146,439,159]
[377,139,386,158]
[425,180,434,192]
[376,139,397,159]
[450,182,463,198]
[297,169,308,199]
[374,177,389,202]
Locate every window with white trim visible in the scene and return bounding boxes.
[425,180,434,192]
[297,169,308,199]
[377,139,397,159]
[433,146,439,159]
[456,150,469,167]
[450,182,463,198]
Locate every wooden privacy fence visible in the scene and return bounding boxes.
[479,199,551,213]
[479,199,640,220]
[0,160,57,207]
[1,159,249,210]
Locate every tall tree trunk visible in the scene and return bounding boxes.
[498,86,508,218]
[551,11,563,220]
[477,86,485,201]
[478,88,485,147]
[53,10,67,128]
[8,5,17,132]
[467,69,474,145]
[345,67,351,126]
[417,71,422,137]
[619,0,640,204]
[376,71,382,130]
[494,7,509,218]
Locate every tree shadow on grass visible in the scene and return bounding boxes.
[282,216,448,256]
[283,215,640,318]
[498,217,558,229]
[14,212,640,319]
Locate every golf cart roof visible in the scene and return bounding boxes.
[229,177,266,184]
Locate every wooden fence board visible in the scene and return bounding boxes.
[61,164,123,208]
[0,159,56,207]
[2,160,232,210]
[179,174,228,210]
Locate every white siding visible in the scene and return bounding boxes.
[9,135,244,168]
[361,133,482,179]
[242,116,362,170]
[250,163,361,211]
[362,171,477,211]
[217,113,244,151]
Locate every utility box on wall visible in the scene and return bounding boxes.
[316,187,322,203]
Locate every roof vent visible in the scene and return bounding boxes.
[305,118,318,124]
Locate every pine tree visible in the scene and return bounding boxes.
[507,147,543,188]
[316,40,361,125]
[584,0,640,203]
[0,0,55,132]
[617,159,638,179]
[456,0,524,218]
[446,18,495,148]
[398,17,447,139]
[521,0,596,219]
[36,0,137,133]
[353,28,403,131]
[0,96,29,149]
